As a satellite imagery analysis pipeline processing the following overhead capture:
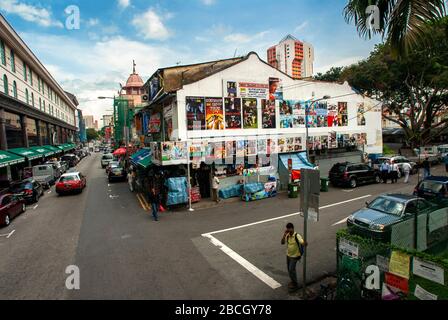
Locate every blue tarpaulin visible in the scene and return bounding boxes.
[279,152,315,171]
[131,148,150,164]
[165,177,188,206]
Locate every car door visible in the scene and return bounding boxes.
[1,195,13,218]
[10,195,21,216]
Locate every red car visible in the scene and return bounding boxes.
[0,194,26,227]
[56,172,87,195]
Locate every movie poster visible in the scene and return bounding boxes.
[316,102,328,128]
[328,103,338,127]
[291,100,306,128]
[269,78,283,101]
[278,137,286,153]
[258,139,267,154]
[294,136,303,152]
[286,137,295,152]
[329,131,337,149]
[357,103,366,126]
[226,81,237,97]
[242,98,258,129]
[262,99,276,129]
[246,140,257,156]
[280,100,293,128]
[267,138,277,154]
[149,112,161,133]
[236,140,246,158]
[186,97,205,130]
[224,98,242,129]
[338,102,348,127]
[205,97,224,130]
[224,141,235,158]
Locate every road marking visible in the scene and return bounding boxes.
[203,195,372,236]
[47,191,52,194]
[0,230,16,239]
[342,189,354,193]
[109,195,119,199]
[136,194,148,211]
[202,234,282,290]
[33,205,38,210]
[332,217,349,226]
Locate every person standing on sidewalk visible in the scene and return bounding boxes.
[422,158,431,179]
[148,187,160,221]
[390,160,399,184]
[380,160,390,184]
[212,174,220,203]
[281,223,307,291]
[402,162,412,184]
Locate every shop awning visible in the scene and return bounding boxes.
[57,143,75,152]
[8,147,42,160]
[137,153,152,169]
[0,150,26,168]
[43,145,62,154]
[131,148,150,164]
[29,146,55,157]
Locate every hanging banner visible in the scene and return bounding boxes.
[239,82,269,99]
[224,98,242,129]
[242,98,258,129]
[205,97,224,130]
[337,102,348,126]
[262,99,276,129]
[186,97,205,131]
[149,112,161,133]
[328,103,338,127]
[357,103,366,126]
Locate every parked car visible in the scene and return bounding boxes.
[347,194,435,241]
[56,172,87,195]
[437,145,448,159]
[414,176,448,200]
[0,194,26,226]
[59,160,69,173]
[32,164,56,189]
[101,154,114,169]
[329,162,380,188]
[45,161,63,178]
[94,147,100,153]
[61,154,78,168]
[108,166,126,182]
[373,156,418,176]
[106,161,120,174]
[9,178,44,203]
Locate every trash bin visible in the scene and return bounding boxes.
[320,177,329,192]
[288,183,300,198]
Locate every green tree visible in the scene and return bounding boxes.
[344,0,446,55]
[341,18,448,147]
[86,128,99,141]
[313,67,345,82]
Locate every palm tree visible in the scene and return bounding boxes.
[344,0,446,55]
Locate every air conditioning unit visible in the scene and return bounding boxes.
[142,94,149,102]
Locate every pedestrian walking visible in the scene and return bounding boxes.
[422,158,431,179]
[380,160,390,184]
[212,174,220,203]
[128,167,136,192]
[402,162,412,183]
[148,187,160,221]
[390,161,399,184]
[281,223,306,291]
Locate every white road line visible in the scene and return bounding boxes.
[203,195,372,236]
[33,205,38,210]
[6,230,15,238]
[47,191,52,194]
[342,189,354,193]
[202,234,282,290]
[332,217,349,227]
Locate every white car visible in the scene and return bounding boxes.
[101,154,114,169]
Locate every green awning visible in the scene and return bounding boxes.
[57,144,75,152]
[137,154,152,169]
[0,151,26,168]
[43,145,62,154]
[8,148,42,160]
[29,146,55,157]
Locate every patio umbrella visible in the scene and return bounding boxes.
[113,148,127,156]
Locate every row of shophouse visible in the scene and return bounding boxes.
[127,51,383,199]
[0,14,80,186]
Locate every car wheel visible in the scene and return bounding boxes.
[21,203,26,213]
[350,178,357,188]
[4,214,11,226]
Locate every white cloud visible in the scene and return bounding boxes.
[132,8,171,41]
[86,18,99,27]
[117,0,130,9]
[224,31,270,44]
[0,0,63,28]
[294,21,309,33]
[201,0,216,5]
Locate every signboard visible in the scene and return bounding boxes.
[149,113,161,133]
[389,251,410,279]
[239,82,268,99]
[338,239,359,258]
[205,98,224,130]
[413,258,445,285]
[414,285,438,300]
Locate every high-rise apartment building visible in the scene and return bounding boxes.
[267,35,314,79]
[83,115,94,129]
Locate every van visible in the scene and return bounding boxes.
[32,165,56,189]
[101,154,114,169]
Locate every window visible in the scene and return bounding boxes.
[40,121,49,145]
[27,117,38,147]
[10,49,15,72]
[23,62,27,81]
[38,77,41,92]
[2,74,8,95]
[31,92,34,107]
[30,70,33,86]
[43,100,46,113]
[0,40,5,65]
[39,97,42,110]
[4,111,23,148]
[12,81,17,98]
[25,88,29,104]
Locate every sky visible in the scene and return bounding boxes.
[0,0,381,123]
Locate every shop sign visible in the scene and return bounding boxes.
[384,272,409,294]
[338,238,359,258]
[413,258,444,285]
[239,82,268,99]
[414,285,437,300]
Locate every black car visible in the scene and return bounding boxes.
[108,166,126,182]
[414,176,448,200]
[9,178,44,204]
[329,162,381,188]
[61,154,78,168]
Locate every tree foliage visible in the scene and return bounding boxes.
[86,128,99,141]
[313,67,345,82]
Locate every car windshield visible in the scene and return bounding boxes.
[368,197,405,216]
[11,182,32,191]
[102,155,113,160]
[60,176,78,182]
[420,181,444,193]
[331,164,347,173]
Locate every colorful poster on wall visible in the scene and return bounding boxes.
[186,97,205,131]
[239,82,269,99]
[236,140,246,158]
[224,141,235,158]
[226,81,237,97]
[262,99,276,129]
[329,131,337,149]
[291,100,306,128]
[327,103,338,127]
[205,97,224,130]
[242,98,258,129]
[357,103,366,126]
[224,98,242,129]
[162,142,187,162]
[338,102,348,127]
[246,140,257,156]
[294,136,303,152]
[316,102,328,128]
[278,137,286,153]
[280,100,293,128]
[149,112,161,133]
[269,77,283,101]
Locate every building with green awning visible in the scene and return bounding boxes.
[137,154,152,169]
[8,148,42,160]
[0,151,26,168]
[43,145,62,154]
[29,146,55,157]
[57,143,75,152]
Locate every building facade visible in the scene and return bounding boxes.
[83,115,94,129]
[267,35,314,79]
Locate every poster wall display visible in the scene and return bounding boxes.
[246,140,257,156]
[291,100,306,128]
[162,142,187,162]
[242,98,258,129]
[329,132,337,149]
[280,100,293,128]
[226,81,237,97]
[267,138,277,154]
[337,102,348,127]
[224,141,235,158]
[258,139,267,154]
[224,98,242,129]
[239,82,269,99]
[357,103,366,126]
[205,97,225,130]
[278,137,287,153]
[186,97,205,130]
[316,102,328,128]
[269,77,283,101]
[286,137,295,152]
[328,103,338,127]
[262,99,276,129]
[149,112,161,133]
[235,140,246,158]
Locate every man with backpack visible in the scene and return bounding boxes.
[281,223,307,291]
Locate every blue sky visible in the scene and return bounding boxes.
[0,0,381,121]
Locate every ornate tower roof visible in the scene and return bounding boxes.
[124,60,144,88]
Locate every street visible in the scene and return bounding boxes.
[0,152,442,300]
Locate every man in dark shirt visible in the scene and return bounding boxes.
[422,158,431,179]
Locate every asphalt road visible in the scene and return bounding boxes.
[0,153,445,300]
